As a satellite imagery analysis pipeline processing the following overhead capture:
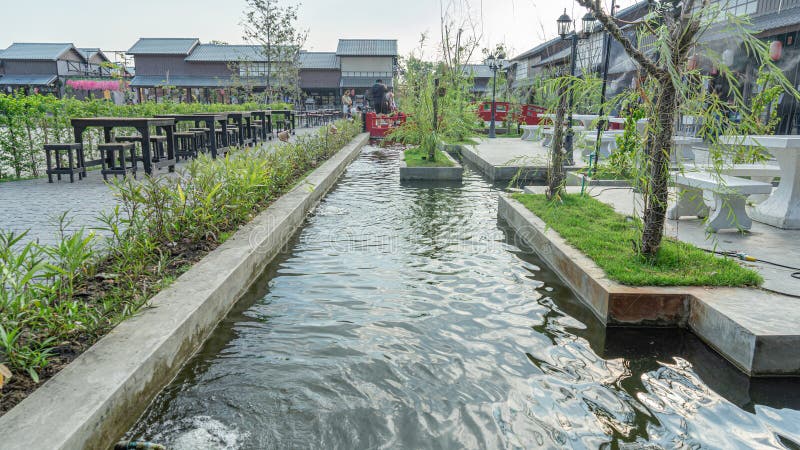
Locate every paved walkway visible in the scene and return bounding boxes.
[523,185,800,297]
[0,127,320,246]
[460,138,584,182]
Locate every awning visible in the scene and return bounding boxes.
[130,75,268,88]
[0,74,58,86]
[340,76,393,88]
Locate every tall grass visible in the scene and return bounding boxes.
[0,120,360,400]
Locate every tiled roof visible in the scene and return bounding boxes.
[340,76,393,88]
[127,38,199,55]
[512,1,649,61]
[0,74,58,86]
[512,37,562,61]
[533,46,571,67]
[0,43,79,61]
[185,44,266,62]
[336,39,398,56]
[300,52,339,69]
[77,48,110,62]
[462,64,494,79]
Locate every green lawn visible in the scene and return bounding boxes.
[511,193,763,287]
[403,147,454,167]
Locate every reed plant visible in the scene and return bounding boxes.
[0,120,360,411]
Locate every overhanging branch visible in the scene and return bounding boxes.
[575,0,663,77]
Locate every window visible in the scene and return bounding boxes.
[516,61,529,80]
[240,63,269,77]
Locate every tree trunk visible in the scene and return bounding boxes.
[640,79,677,257]
[547,85,568,200]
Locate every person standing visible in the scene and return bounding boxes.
[371,79,387,114]
[342,89,353,118]
[385,87,396,112]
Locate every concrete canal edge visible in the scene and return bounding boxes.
[460,144,548,182]
[399,149,463,181]
[0,133,371,450]
[498,194,800,376]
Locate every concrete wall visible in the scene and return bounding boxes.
[339,56,393,73]
[134,55,233,77]
[2,60,57,75]
[299,69,340,89]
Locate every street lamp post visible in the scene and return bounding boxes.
[487,55,504,139]
[557,9,596,165]
[591,0,617,175]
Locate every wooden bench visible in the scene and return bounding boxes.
[668,172,773,231]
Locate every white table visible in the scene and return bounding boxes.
[719,135,800,229]
[540,114,598,128]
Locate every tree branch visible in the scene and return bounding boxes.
[575,0,663,77]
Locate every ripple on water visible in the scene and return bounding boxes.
[128,146,800,449]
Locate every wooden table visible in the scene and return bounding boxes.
[155,113,229,158]
[71,117,176,176]
[719,135,800,229]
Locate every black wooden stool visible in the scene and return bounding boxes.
[98,142,136,180]
[175,132,198,160]
[44,143,83,183]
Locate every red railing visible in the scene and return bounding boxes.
[365,112,408,138]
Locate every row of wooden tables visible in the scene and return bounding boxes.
[70,110,297,176]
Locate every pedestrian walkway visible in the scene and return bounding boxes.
[460,138,584,182]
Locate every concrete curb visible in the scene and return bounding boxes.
[498,193,800,376]
[460,144,581,183]
[566,171,631,187]
[0,133,371,450]
[399,150,463,181]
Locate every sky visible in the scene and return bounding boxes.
[0,0,637,62]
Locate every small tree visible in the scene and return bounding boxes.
[242,0,307,104]
[575,0,797,257]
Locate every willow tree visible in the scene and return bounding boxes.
[576,0,795,257]
[242,0,307,104]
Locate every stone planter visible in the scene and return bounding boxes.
[400,150,463,181]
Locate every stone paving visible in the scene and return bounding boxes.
[460,138,585,181]
[524,185,800,298]
[0,127,320,247]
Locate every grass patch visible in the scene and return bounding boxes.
[403,147,454,167]
[511,193,762,287]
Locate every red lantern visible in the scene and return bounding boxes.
[770,40,783,61]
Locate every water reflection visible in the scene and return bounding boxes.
[127,146,800,449]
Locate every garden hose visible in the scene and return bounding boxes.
[700,248,800,297]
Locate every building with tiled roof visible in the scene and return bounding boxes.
[0,42,114,97]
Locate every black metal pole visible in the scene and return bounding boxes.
[489,66,498,138]
[592,0,616,173]
[565,34,579,166]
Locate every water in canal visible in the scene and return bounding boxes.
[128,145,800,449]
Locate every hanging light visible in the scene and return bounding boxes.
[582,11,596,35]
[770,40,783,61]
[557,9,572,38]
